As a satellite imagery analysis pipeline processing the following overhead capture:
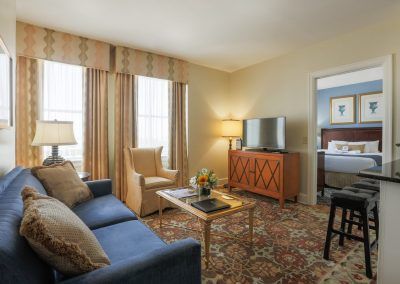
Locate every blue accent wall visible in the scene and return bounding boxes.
[317,80,383,129]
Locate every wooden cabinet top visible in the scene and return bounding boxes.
[229,150,299,156]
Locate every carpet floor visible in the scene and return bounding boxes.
[142,188,377,283]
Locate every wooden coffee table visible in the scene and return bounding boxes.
[156,188,256,268]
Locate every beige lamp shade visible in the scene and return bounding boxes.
[222,119,242,138]
[31,120,77,146]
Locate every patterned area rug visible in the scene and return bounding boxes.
[142,189,377,283]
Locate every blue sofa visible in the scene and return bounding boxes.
[0,167,201,284]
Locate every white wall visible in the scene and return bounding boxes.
[0,0,16,175]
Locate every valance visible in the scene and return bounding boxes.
[115,46,188,83]
[17,21,110,71]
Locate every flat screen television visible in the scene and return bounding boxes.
[243,117,286,150]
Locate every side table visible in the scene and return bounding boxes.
[77,171,91,182]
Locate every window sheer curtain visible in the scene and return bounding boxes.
[42,61,84,169]
[137,76,169,166]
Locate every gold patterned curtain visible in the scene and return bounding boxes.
[169,82,189,186]
[114,73,137,201]
[84,68,109,179]
[16,56,43,167]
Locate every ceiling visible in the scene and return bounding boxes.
[16,0,400,72]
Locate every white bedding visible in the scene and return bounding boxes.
[320,150,382,174]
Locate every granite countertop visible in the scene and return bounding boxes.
[359,159,400,183]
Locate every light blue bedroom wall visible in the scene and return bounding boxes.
[317,80,383,129]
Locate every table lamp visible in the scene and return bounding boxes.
[222,119,242,150]
[31,120,77,166]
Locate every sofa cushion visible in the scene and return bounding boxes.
[20,187,110,276]
[145,176,174,189]
[73,194,137,230]
[31,161,93,208]
[93,220,166,263]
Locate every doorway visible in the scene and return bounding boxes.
[307,56,393,205]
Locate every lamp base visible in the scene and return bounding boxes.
[43,156,65,166]
[42,145,65,166]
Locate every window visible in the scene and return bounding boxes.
[137,76,170,166]
[42,60,84,170]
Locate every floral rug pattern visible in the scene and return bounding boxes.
[142,189,377,283]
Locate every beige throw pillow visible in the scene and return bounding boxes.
[335,143,366,153]
[31,161,93,208]
[20,187,110,276]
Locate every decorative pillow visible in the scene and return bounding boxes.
[336,143,366,153]
[20,187,110,276]
[31,161,93,208]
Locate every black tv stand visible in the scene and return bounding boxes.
[245,148,288,154]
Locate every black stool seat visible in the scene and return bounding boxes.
[352,179,380,192]
[324,186,379,279]
[332,186,379,211]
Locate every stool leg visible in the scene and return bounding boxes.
[339,208,347,246]
[324,204,336,260]
[361,208,373,279]
[373,205,379,241]
[347,209,354,240]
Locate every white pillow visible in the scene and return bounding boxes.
[327,142,337,152]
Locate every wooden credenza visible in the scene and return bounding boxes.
[228,150,300,208]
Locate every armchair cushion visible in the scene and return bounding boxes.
[145,177,175,189]
[72,194,137,230]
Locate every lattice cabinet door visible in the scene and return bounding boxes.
[253,157,282,193]
[229,153,253,188]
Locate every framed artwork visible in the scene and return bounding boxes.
[330,95,356,125]
[359,92,384,124]
[0,37,12,128]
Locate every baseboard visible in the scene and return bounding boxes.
[297,193,308,204]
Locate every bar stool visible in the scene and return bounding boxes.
[352,178,380,192]
[323,186,379,279]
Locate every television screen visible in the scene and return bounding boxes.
[243,117,286,149]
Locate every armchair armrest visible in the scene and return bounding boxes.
[158,168,179,182]
[85,179,112,197]
[60,238,201,284]
[131,171,145,187]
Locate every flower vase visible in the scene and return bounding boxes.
[200,186,211,196]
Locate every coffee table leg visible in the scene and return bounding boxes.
[159,196,163,228]
[249,208,254,243]
[203,221,211,269]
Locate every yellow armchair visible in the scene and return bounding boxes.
[124,146,179,217]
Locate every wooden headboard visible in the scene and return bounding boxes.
[321,127,383,151]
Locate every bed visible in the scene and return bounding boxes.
[319,127,382,189]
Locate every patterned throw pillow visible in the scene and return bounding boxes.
[31,161,93,208]
[335,143,366,153]
[20,187,110,276]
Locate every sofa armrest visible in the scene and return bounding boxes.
[61,238,201,284]
[85,179,112,198]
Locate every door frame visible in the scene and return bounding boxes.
[307,55,393,205]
